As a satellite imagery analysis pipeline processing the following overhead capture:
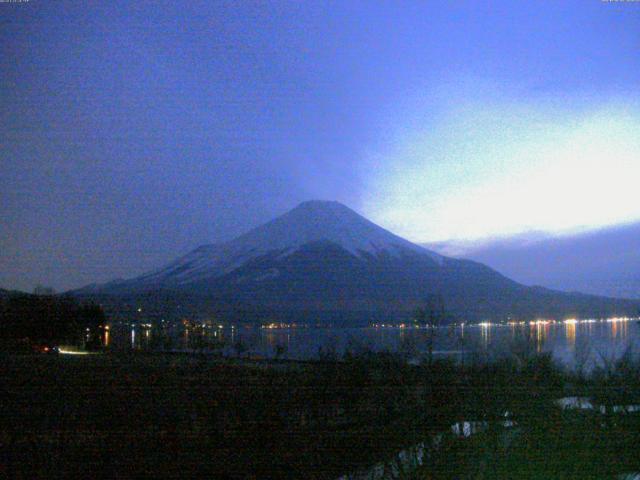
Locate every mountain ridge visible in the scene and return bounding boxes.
[424,221,640,299]
[74,201,640,323]
[94,200,444,292]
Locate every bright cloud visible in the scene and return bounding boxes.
[362,93,640,242]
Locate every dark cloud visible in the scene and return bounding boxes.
[1,1,638,290]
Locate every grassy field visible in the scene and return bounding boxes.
[423,409,640,479]
[2,350,640,479]
[1,352,433,479]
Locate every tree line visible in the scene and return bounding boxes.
[0,292,106,349]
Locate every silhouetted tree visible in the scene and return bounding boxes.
[0,294,105,348]
[234,337,247,358]
[414,294,446,365]
[275,343,288,360]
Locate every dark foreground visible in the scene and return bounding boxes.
[2,350,640,479]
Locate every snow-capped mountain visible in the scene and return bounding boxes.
[110,200,443,289]
[77,201,640,323]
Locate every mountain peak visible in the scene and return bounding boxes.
[294,199,346,209]
[234,199,428,258]
[288,200,361,222]
[95,200,443,290]
[292,200,351,213]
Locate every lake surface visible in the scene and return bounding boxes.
[104,317,640,370]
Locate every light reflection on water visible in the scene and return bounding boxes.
[565,322,576,349]
[480,323,490,349]
[105,318,640,369]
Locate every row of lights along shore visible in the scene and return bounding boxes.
[370,317,637,329]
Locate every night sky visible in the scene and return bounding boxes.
[2,1,639,291]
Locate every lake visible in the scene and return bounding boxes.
[103,317,640,370]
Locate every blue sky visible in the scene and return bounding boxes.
[1,0,639,290]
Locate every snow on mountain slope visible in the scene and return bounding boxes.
[130,201,443,287]
[74,201,640,322]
